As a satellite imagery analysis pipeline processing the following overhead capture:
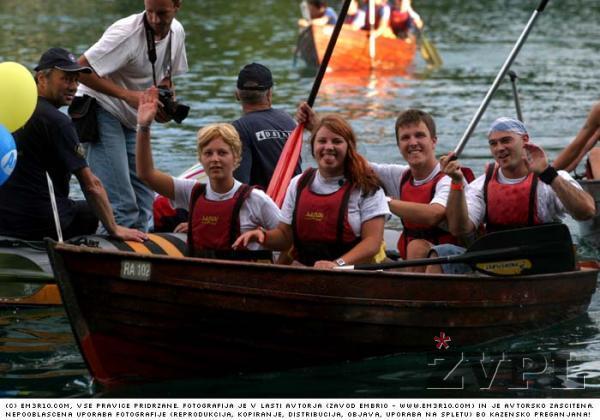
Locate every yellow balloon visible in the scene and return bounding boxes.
[0,62,38,133]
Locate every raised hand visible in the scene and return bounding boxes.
[137,87,159,127]
[523,142,549,174]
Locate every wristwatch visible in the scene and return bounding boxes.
[335,258,346,267]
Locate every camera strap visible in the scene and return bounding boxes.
[143,12,173,87]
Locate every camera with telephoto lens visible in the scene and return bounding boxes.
[158,85,190,124]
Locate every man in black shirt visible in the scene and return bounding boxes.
[233,63,301,189]
[0,48,147,242]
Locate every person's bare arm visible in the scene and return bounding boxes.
[553,103,600,171]
[388,200,445,226]
[135,87,175,198]
[440,153,476,236]
[526,143,596,221]
[77,55,141,109]
[75,167,148,241]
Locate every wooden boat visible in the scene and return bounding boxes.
[0,233,186,306]
[577,179,600,246]
[297,24,417,73]
[48,239,598,387]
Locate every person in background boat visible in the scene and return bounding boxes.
[298,1,338,27]
[345,0,364,25]
[0,48,147,243]
[390,0,423,39]
[233,63,301,189]
[352,0,395,39]
[296,104,469,271]
[433,117,595,274]
[76,0,188,232]
[552,102,600,179]
[135,87,282,260]
[233,114,390,269]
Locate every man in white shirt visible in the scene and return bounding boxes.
[76,0,188,232]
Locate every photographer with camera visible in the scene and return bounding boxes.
[74,0,188,232]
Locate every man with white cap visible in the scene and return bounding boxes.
[428,117,595,274]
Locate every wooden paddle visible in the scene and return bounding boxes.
[267,0,353,207]
[415,27,442,68]
[344,224,576,275]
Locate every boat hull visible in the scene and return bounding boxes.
[297,24,416,72]
[48,243,598,387]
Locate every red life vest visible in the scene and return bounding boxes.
[397,170,457,259]
[483,164,541,232]
[292,168,360,266]
[390,9,410,36]
[186,183,254,258]
[153,195,188,232]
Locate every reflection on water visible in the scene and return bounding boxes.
[0,0,599,397]
[0,308,91,397]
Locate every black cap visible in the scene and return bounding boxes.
[34,48,92,73]
[236,63,273,91]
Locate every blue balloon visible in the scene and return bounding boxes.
[0,123,17,186]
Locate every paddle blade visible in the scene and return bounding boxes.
[266,124,305,207]
[352,224,576,276]
[467,224,575,276]
[419,34,442,67]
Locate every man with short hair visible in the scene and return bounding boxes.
[0,48,147,242]
[434,117,595,274]
[77,0,188,232]
[233,63,300,189]
[369,109,469,265]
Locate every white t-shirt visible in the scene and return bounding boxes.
[78,12,188,129]
[280,170,391,237]
[172,178,282,250]
[465,168,582,227]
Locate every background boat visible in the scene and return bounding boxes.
[48,239,597,387]
[297,24,416,73]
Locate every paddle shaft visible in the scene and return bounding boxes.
[306,0,352,107]
[453,0,549,157]
[369,0,376,63]
[46,172,63,243]
[341,243,555,270]
[508,70,524,122]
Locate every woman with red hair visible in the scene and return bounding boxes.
[234,114,390,269]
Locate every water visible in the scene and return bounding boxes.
[0,0,600,397]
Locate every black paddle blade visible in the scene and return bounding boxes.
[352,223,575,275]
[467,223,575,276]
